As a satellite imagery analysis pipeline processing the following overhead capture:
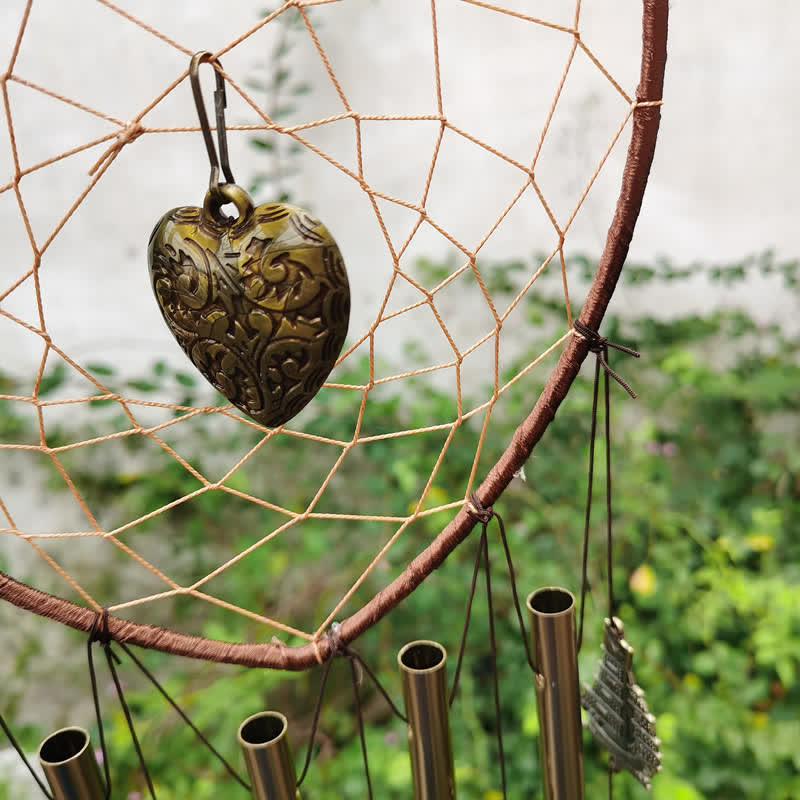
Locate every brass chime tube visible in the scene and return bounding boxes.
[37,726,104,800]
[398,640,456,800]
[238,711,300,800]
[527,587,585,800]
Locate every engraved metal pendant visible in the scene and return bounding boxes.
[148,184,350,427]
[582,617,662,789]
[146,51,350,428]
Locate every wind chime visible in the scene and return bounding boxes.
[21,51,661,800]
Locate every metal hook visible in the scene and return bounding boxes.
[190,51,235,197]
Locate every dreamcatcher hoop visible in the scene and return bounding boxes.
[0,0,668,672]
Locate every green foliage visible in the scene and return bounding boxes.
[1,254,798,798]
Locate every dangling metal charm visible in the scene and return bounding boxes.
[581,617,662,789]
[147,52,350,428]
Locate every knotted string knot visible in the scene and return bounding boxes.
[465,492,493,524]
[88,120,145,176]
[117,119,145,146]
[573,318,640,398]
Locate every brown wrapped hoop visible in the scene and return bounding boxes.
[0,0,669,670]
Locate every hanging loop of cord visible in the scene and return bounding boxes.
[87,609,252,797]
[574,320,640,652]
[453,493,536,800]
[297,623,407,797]
[189,51,236,200]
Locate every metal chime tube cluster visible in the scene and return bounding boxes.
[398,640,456,799]
[528,587,585,800]
[35,599,585,799]
[238,711,300,800]
[38,726,104,800]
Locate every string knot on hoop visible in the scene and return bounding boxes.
[573,318,640,398]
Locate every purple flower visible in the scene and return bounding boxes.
[662,442,678,457]
[94,747,103,765]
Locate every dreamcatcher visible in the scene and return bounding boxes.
[0,0,668,797]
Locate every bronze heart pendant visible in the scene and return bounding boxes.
[148,183,350,427]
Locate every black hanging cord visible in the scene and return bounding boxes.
[89,609,156,798]
[482,525,508,798]
[296,654,335,787]
[452,493,535,800]
[572,319,639,652]
[0,712,53,798]
[448,519,485,708]
[87,611,253,793]
[296,623,407,796]
[349,657,373,798]
[87,611,115,799]
[453,493,533,697]
[115,640,250,791]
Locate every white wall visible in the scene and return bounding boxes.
[1,0,797,382]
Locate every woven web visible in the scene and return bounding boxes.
[0,0,656,647]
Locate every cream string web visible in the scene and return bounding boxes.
[0,0,666,663]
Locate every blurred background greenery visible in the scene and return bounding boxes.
[1,252,799,799]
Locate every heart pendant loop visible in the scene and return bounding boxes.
[202,183,255,227]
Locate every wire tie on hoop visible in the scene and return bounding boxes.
[573,319,640,398]
[189,51,235,201]
[573,319,640,652]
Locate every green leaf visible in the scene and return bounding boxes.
[126,378,159,393]
[174,371,196,388]
[86,362,115,377]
